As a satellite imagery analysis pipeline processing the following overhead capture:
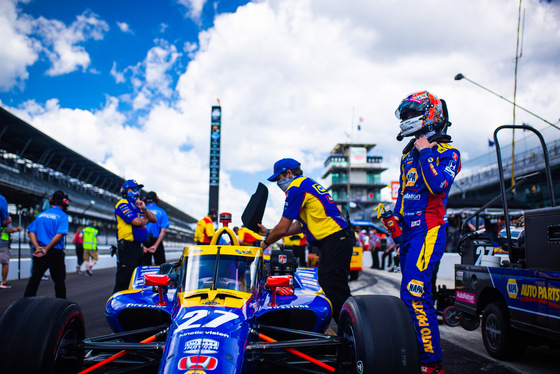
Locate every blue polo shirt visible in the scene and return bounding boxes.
[0,195,8,221]
[28,205,69,249]
[145,203,169,238]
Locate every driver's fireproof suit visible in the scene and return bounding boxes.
[394,141,460,365]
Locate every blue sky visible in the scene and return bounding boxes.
[1,0,559,226]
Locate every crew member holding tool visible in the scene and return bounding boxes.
[257,158,353,322]
[113,180,156,293]
[393,91,460,374]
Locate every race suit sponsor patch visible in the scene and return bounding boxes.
[406,168,418,186]
[412,301,434,354]
[403,193,421,201]
[444,160,458,177]
[407,279,424,297]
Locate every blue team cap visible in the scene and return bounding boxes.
[267,158,301,181]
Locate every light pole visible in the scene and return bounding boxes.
[454,74,559,131]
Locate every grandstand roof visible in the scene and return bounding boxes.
[0,106,125,194]
[0,106,197,224]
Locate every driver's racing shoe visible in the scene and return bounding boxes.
[421,363,445,373]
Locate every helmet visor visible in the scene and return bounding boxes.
[395,100,426,120]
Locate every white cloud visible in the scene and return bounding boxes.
[114,39,182,108]
[0,0,41,91]
[177,0,207,22]
[34,10,109,76]
[0,2,109,88]
[5,0,560,228]
[116,21,133,34]
[110,62,126,83]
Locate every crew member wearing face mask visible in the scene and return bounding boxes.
[257,158,353,322]
[113,179,157,293]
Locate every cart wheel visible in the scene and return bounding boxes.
[460,313,480,331]
[442,306,461,327]
[0,297,85,374]
[481,302,525,360]
[337,295,419,374]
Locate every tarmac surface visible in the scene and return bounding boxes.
[1,266,559,373]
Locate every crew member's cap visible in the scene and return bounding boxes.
[52,190,70,201]
[267,158,300,182]
[145,191,158,201]
[123,179,144,190]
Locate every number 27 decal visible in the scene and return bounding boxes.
[176,310,238,332]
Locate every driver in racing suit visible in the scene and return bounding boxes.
[393,91,460,374]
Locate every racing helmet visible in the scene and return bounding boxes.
[395,91,445,138]
[120,179,144,199]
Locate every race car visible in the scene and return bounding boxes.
[0,224,419,374]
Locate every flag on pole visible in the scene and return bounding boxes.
[357,117,364,131]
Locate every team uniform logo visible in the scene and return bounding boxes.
[407,279,424,297]
[313,183,328,194]
[406,168,418,186]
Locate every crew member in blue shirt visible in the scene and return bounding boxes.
[24,191,70,299]
[114,180,157,293]
[258,158,353,322]
[142,191,170,265]
[0,194,10,228]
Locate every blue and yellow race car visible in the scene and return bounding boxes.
[0,224,419,374]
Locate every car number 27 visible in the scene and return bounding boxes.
[474,245,494,266]
[176,310,238,332]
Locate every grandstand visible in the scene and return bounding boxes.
[0,106,196,248]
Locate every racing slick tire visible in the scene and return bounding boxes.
[481,301,526,360]
[442,306,461,327]
[0,297,85,374]
[337,295,420,374]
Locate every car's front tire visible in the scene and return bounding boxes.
[0,297,85,373]
[337,295,420,374]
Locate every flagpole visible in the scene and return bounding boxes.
[346,108,354,208]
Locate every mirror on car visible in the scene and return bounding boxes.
[144,274,171,287]
[266,275,293,288]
